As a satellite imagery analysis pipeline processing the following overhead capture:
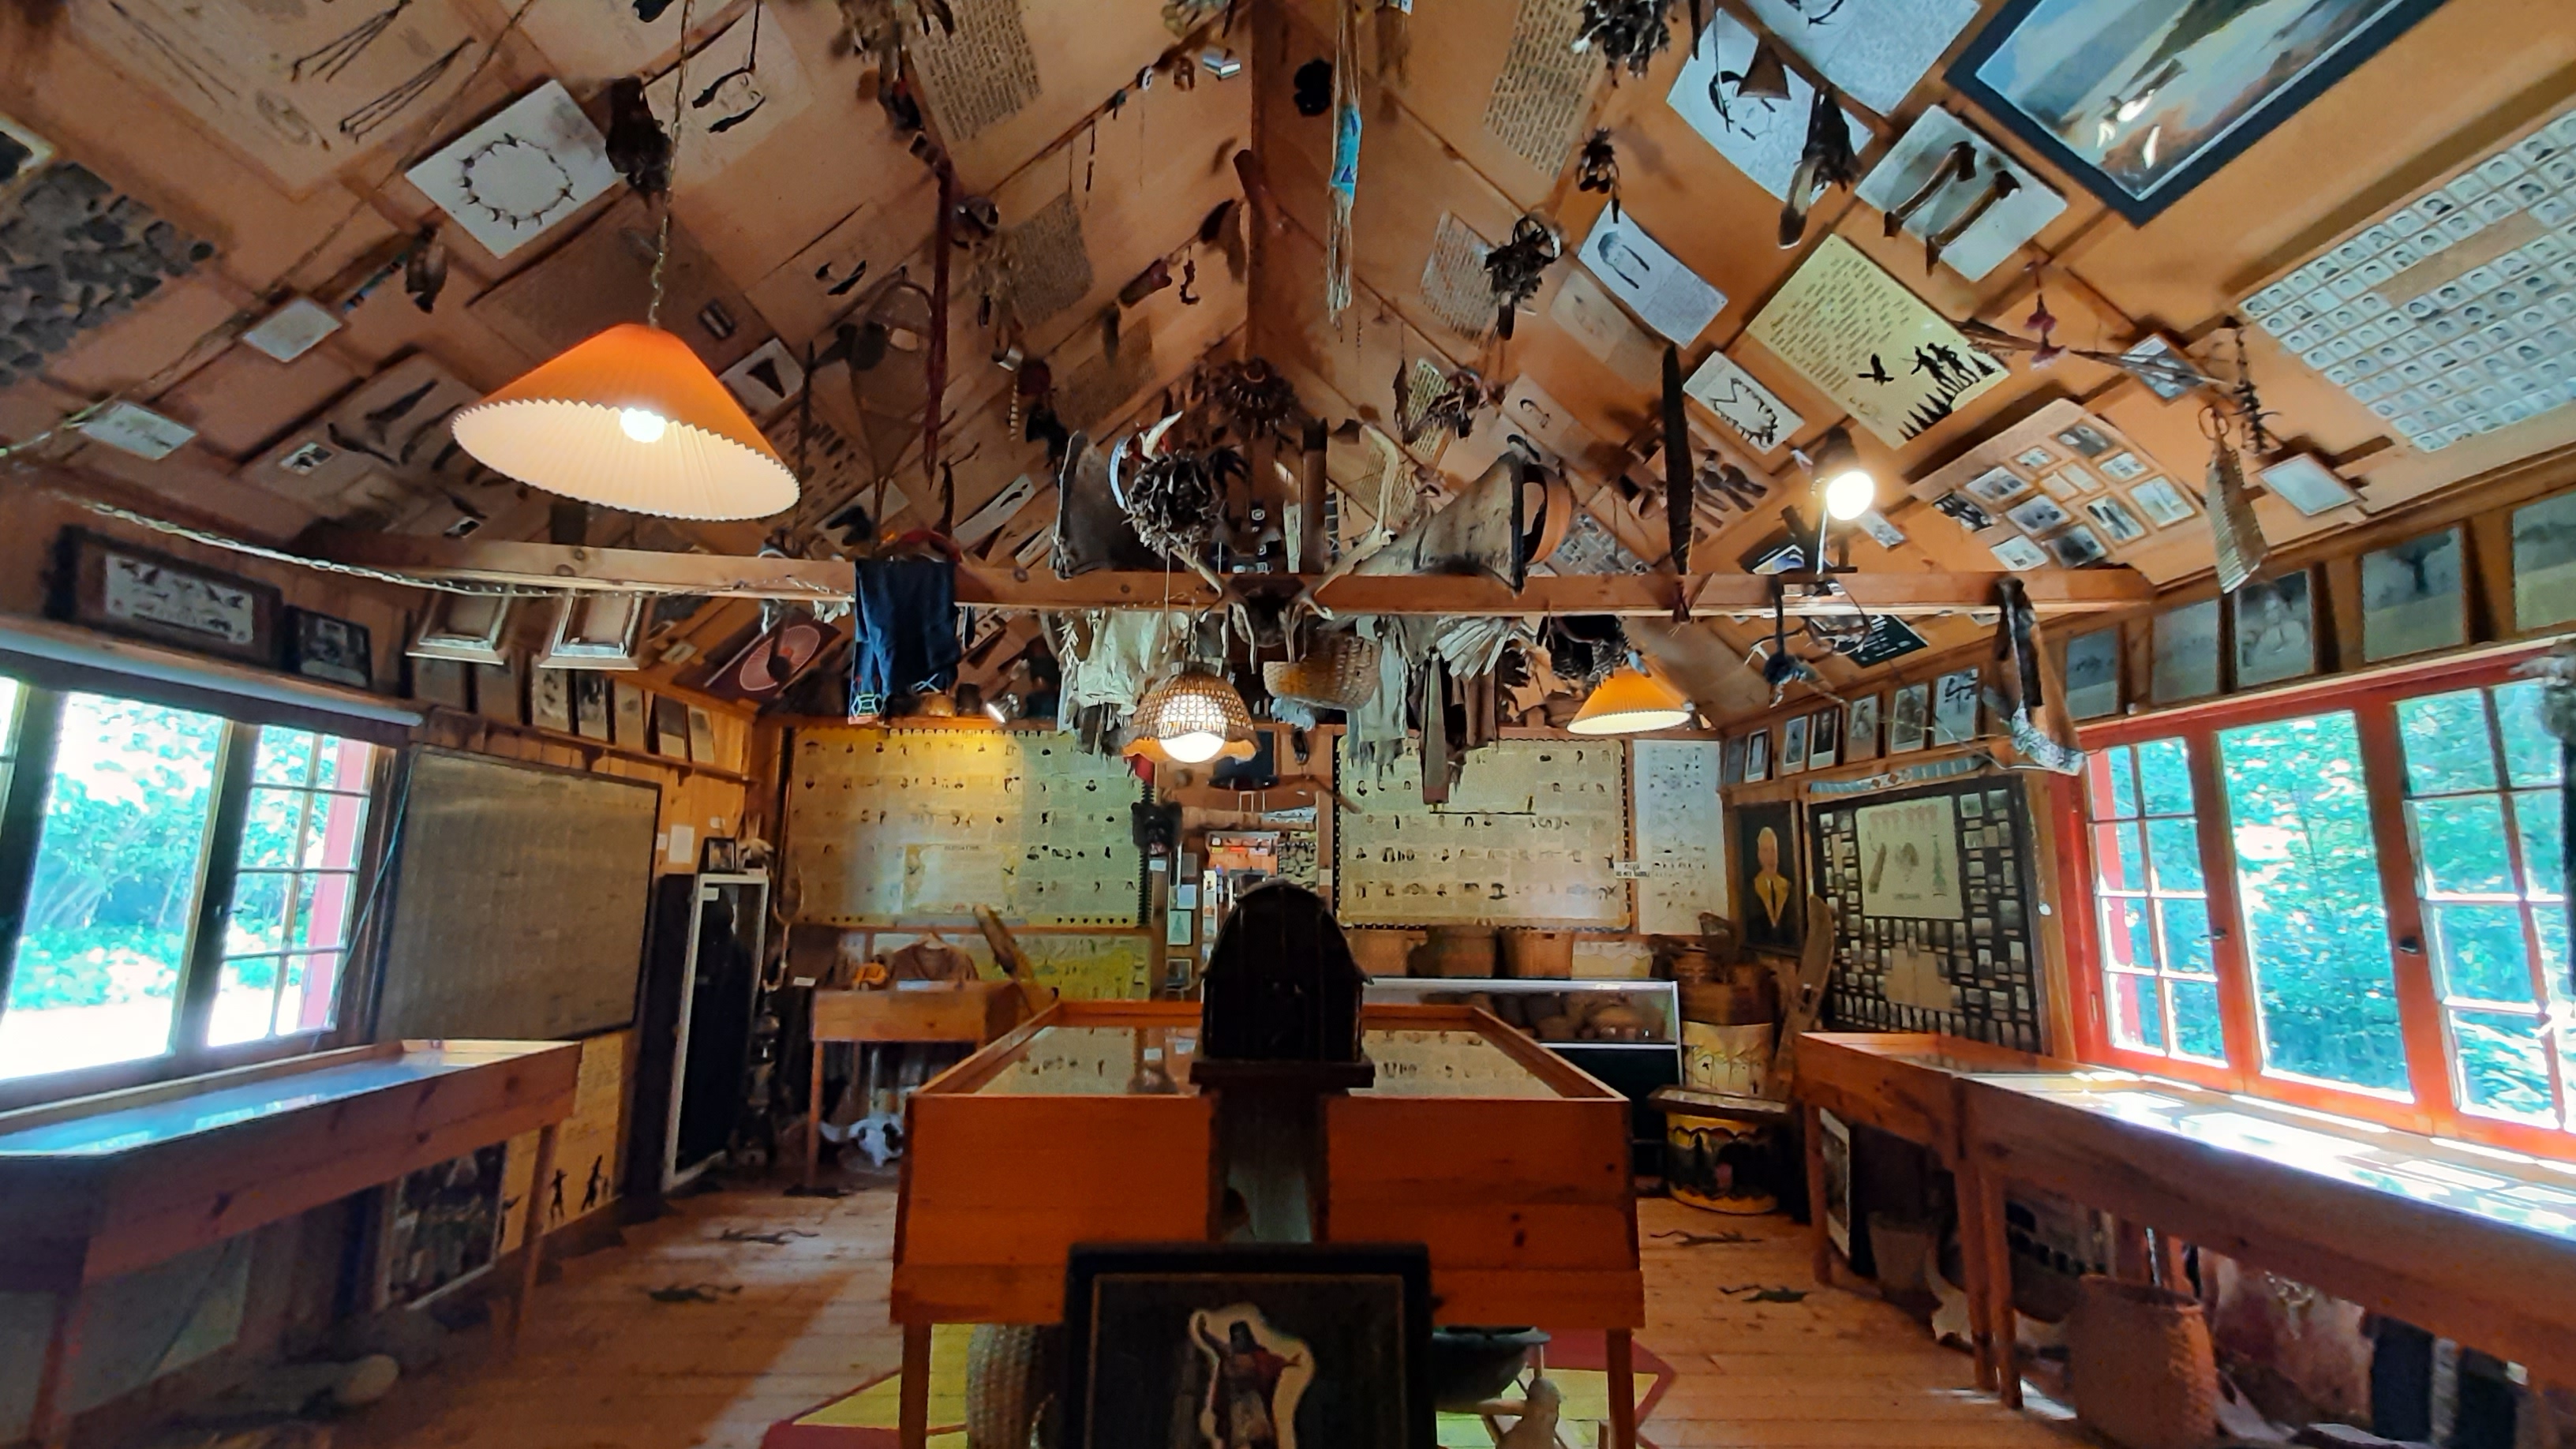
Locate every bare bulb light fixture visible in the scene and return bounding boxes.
[1810,424,1876,522]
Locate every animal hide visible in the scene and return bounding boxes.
[1050,431,1163,577]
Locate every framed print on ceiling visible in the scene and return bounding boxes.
[1945,0,2447,223]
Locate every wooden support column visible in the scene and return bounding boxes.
[899,1321,934,1449]
[509,1122,559,1350]
[1975,1165,2024,1410]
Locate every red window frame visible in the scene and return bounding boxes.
[2057,640,2575,1160]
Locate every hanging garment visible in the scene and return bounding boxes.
[852,557,961,716]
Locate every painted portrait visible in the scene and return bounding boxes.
[1735,803,1803,953]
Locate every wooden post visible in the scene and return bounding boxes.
[807,1035,826,1192]
[1803,1103,1832,1284]
[2154,1228,2189,1294]
[1975,1165,2023,1410]
[899,1320,933,1449]
[29,1283,88,1449]
[2113,1216,2153,1282]
[509,1122,558,1350]
[1605,1327,1638,1449]
[1954,1154,1998,1393]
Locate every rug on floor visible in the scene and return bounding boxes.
[762,1328,1674,1448]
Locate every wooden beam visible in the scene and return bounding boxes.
[953,564,2154,616]
[308,528,856,601]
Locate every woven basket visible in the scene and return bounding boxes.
[966,1324,1060,1449]
[2067,1275,2218,1449]
[1264,631,1380,710]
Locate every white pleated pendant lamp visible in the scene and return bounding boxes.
[451,323,800,521]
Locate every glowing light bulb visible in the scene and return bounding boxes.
[1160,730,1226,763]
[620,407,668,444]
[1824,466,1875,521]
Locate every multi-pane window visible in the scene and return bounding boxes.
[2218,711,2407,1094]
[0,684,379,1088]
[212,727,374,1047]
[2395,681,2568,1127]
[2086,739,2224,1061]
[1,694,227,1080]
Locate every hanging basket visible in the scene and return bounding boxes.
[2066,1275,2218,1449]
[1263,631,1381,710]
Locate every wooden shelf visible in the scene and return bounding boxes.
[425,706,753,785]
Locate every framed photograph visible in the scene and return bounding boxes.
[411,657,472,711]
[1721,733,1749,785]
[529,668,573,732]
[541,592,647,670]
[1735,801,1803,952]
[1931,668,1982,746]
[2151,599,2225,702]
[2361,527,2466,662]
[1808,707,1840,770]
[1889,683,1931,754]
[2099,451,2150,481]
[1991,535,2050,571]
[1819,1108,1853,1255]
[2122,333,2207,402]
[1061,1244,1433,1449]
[408,593,514,666]
[2259,451,2361,517]
[653,695,691,758]
[2051,421,2114,458]
[1780,715,1811,776]
[2062,629,2121,721]
[1948,0,2447,223]
[687,706,718,765]
[1855,510,1908,550]
[2011,445,2058,471]
[572,672,612,741]
[1932,493,1995,532]
[285,607,373,689]
[1746,728,1773,782]
[2233,569,2318,688]
[1847,694,1883,764]
[612,682,650,750]
[2084,496,2150,545]
[2512,490,2576,631]
[2049,525,2110,568]
[1962,465,2031,507]
[2130,477,2200,526]
[47,527,283,667]
[472,657,522,724]
[2004,496,2071,535]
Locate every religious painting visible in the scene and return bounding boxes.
[1949,0,2446,222]
[1061,1245,1432,1449]
[1735,802,1803,953]
[1855,796,1965,919]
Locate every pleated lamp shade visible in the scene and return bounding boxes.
[451,324,800,521]
[1568,666,1694,736]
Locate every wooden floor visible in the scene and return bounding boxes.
[339,1179,2084,1449]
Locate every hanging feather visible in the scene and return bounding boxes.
[2204,418,2268,593]
[1661,344,1691,575]
[1482,215,1559,341]
[1324,0,1363,323]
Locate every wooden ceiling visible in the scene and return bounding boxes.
[2,0,2574,719]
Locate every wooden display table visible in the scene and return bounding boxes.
[803,981,1029,1189]
[889,1000,1645,1448]
[0,1039,579,1447]
[1794,1031,2076,1394]
[1961,1065,2576,1407]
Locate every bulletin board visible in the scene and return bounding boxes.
[1808,777,2046,1052]
[1333,738,1631,927]
[1631,739,1728,934]
[784,727,1144,928]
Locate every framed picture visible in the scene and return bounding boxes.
[1721,733,1749,785]
[2151,599,2225,702]
[2259,451,2361,517]
[410,657,472,712]
[612,681,650,750]
[698,614,833,702]
[687,705,718,765]
[2051,421,2114,458]
[2062,629,2121,721]
[1808,708,1840,770]
[1746,728,1773,782]
[1962,465,2031,507]
[47,527,283,667]
[1735,801,1802,952]
[2512,490,2576,631]
[529,667,573,732]
[1820,1107,1853,1255]
[2233,569,2318,688]
[1991,535,2050,571]
[1931,668,1982,746]
[2361,528,2466,662]
[1932,493,1994,532]
[653,695,691,758]
[408,593,514,666]
[2049,526,2110,568]
[2129,477,2200,526]
[1780,715,1811,776]
[2099,451,2150,482]
[1889,683,1930,754]
[541,593,647,670]
[2122,333,2207,402]
[2005,496,2071,535]
[1948,0,2447,223]
[472,657,523,724]
[2011,445,2058,471]
[572,672,612,741]
[2084,495,2150,545]
[1847,694,1882,764]
[285,607,373,689]
[1061,1244,1433,1449]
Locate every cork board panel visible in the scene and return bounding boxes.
[784,727,1143,928]
[1334,737,1631,929]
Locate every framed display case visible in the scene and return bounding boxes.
[626,871,771,1199]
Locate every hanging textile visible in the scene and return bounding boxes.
[1324,0,1363,322]
[852,557,960,717]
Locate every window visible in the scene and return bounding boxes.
[2086,739,2224,1062]
[2071,650,2576,1156]
[2395,681,2568,1126]
[0,684,378,1088]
